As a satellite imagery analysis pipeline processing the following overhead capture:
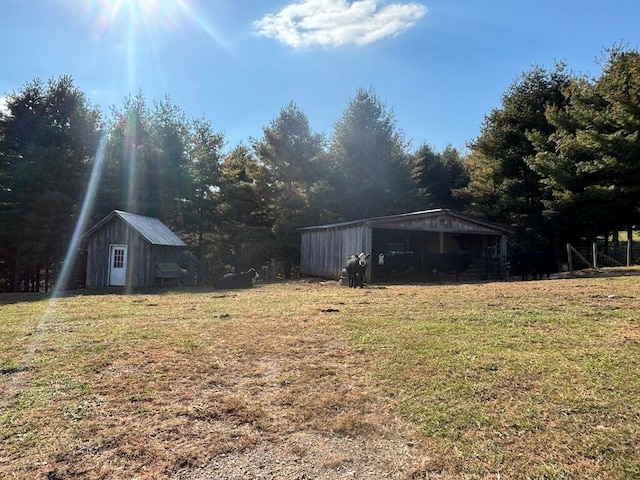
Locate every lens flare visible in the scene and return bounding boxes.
[82,0,230,46]
[52,134,109,297]
[51,0,231,293]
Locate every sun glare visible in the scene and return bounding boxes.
[51,0,232,297]
[96,0,183,29]
[84,0,230,50]
[52,0,231,283]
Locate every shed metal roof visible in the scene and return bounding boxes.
[83,210,187,247]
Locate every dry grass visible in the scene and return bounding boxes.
[1,269,639,479]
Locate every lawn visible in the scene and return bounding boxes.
[1,271,639,479]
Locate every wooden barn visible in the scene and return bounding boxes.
[82,210,190,288]
[300,209,513,283]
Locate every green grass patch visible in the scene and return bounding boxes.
[1,273,639,479]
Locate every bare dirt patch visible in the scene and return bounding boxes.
[1,276,639,479]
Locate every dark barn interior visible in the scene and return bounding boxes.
[370,227,503,282]
[300,210,513,283]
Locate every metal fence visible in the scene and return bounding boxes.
[566,240,638,271]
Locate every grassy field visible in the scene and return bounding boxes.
[1,270,639,479]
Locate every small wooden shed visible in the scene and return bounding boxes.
[300,209,514,283]
[83,210,188,288]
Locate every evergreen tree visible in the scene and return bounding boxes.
[96,93,153,220]
[253,102,326,277]
[329,88,413,220]
[586,48,640,233]
[182,118,225,265]
[97,94,190,228]
[457,65,572,248]
[147,97,191,226]
[528,47,640,243]
[214,144,274,274]
[411,143,468,210]
[0,76,101,291]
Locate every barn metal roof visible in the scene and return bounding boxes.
[299,208,514,234]
[83,210,187,247]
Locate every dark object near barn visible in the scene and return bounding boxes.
[378,243,422,281]
[513,251,555,280]
[424,252,473,281]
[214,268,259,289]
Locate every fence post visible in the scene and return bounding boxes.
[567,243,573,274]
[592,243,598,269]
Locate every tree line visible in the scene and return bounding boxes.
[1,46,639,291]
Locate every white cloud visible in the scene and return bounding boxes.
[253,0,427,48]
[0,97,10,117]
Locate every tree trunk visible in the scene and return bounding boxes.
[12,259,21,293]
[197,207,204,261]
[34,265,41,292]
[284,260,292,279]
[233,241,242,273]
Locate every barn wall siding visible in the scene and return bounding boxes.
[301,222,372,281]
[370,213,500,235]
[300,210,513,283]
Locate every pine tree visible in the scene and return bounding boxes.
[253,102,326,277]
[330,88,413,220]
[214,145,274,274]
[458,65,572,248]
[528,47,640,243]
[0,76,101,291]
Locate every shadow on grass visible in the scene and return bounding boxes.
[0,285,269,306]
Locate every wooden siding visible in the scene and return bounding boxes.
[368,211,505,235]
[300,221,372,281]
[300,210,513,282]
[86,217,183,288]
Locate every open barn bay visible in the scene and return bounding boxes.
[1,273,639,479]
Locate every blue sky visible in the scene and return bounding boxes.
[2,0,639,153]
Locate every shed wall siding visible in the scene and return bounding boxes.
[86,218,125,287]
[86,218,183,288]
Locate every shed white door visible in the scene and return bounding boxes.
[109,245,127,286]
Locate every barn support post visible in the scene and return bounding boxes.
[627,227,633,267]
[500,235,508,278]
